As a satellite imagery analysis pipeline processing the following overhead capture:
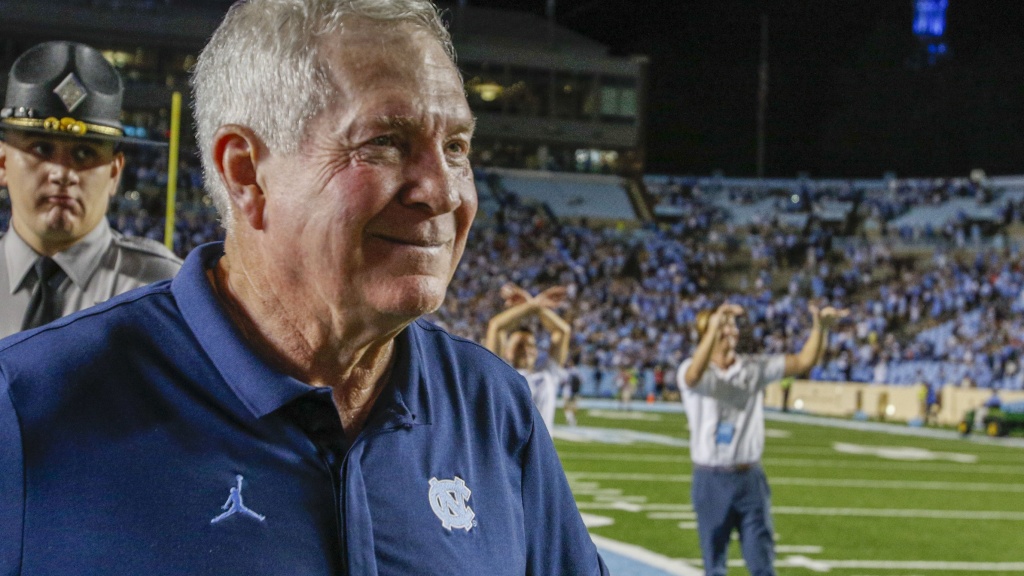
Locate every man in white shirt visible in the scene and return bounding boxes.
[678,301,846,576]
[486,283,570,434]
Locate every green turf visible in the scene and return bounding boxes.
[556,407,1024,575]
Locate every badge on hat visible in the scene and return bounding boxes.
[53,73,89,113]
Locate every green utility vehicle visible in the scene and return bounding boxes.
[959,400,1024,437]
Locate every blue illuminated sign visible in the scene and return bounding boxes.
[913,0,948,37]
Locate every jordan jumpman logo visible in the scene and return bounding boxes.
[210,475,265,524]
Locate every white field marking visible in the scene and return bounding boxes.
[560,452,1023,475]
[768,476,1024,493]
[765,444,1024,460]
[833,442,978,463]
[589,534,704,576]
[676,521,698,530]
[577,502,690,513]
[594,495,647,503]
[571,488,624,497]
[585,409,663,421]
[566,472,1024,492]
[647,512,697,520]
[765,428,792,438]
[781,555,831,572]
[762,457,1024,476]
[579,512,615,528]
[552,426,689,448]
[796,560,1024,571]
[768,446,851,456]
[577,501,1024,521]
[643,503,693,512]
[561,453,689,464]
[776,545,824,554]
[712,558,1024,572]
[772,506,1024,521]
[567,472,690,483]
[577,501,644,512]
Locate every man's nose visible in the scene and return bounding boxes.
[401,145,461,215]
[48,158,80,187]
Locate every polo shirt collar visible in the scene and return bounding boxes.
[172,242,423,427]
[172,243,312,418]
[3,218,111,294]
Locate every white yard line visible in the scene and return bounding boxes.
[772,506,1024,521]
[780,558,1024,571]
[583,502,1024,521]
[673,557,1024,572]
[566,472,1024,492]
[561,452,1024,475]
[573,399,1024,449]
[763,457,1024,475]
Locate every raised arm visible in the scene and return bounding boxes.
[537,306,571,367]
[783,303,848,377]
[682,303,743,388]
[485,299,542,356]
[485,284,570,361]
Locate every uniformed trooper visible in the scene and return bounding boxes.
[0,41,181,338]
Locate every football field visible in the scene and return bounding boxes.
[555,401,1024,576]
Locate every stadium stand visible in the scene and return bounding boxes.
[6,149,1024,398]
[487,168,638,223]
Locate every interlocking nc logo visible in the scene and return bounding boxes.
[428,476,476,532]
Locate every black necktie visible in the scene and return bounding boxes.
[21,257,68,330]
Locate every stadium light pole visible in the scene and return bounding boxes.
[546,0,556,46]
[756,11,769,180]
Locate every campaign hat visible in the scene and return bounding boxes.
[1,41,157,145]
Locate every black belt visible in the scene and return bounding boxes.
[693,462,759,473]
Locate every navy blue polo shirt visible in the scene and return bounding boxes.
[0,243,607,576]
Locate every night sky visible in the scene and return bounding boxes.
[471,0,1024,179]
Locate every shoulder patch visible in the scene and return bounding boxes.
[112,233,183,263]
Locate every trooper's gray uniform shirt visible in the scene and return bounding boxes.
[0,219,181,338]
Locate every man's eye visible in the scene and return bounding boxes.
[73,147,99,162]
[30,142,54,157]
[446,140,469,156]
[369,135,395,147]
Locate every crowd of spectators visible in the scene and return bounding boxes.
[430,173,1024,395]
[4,166,1024,396]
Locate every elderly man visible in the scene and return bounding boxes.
[0,1,607,575]
[0,41,181,338]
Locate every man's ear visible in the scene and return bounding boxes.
[0,142,8,188]
[107,151,125,198]
[212,125,267,230]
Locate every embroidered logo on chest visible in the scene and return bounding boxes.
[210,475,265,524]
[428,476,476,532]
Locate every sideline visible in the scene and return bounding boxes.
[591,534,703,576]
[576,399,1024,449]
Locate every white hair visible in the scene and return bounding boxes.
[191,0,455,225]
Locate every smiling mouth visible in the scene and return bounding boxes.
[373,233,451,248]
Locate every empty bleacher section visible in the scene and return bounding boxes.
[485,168,639,223]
